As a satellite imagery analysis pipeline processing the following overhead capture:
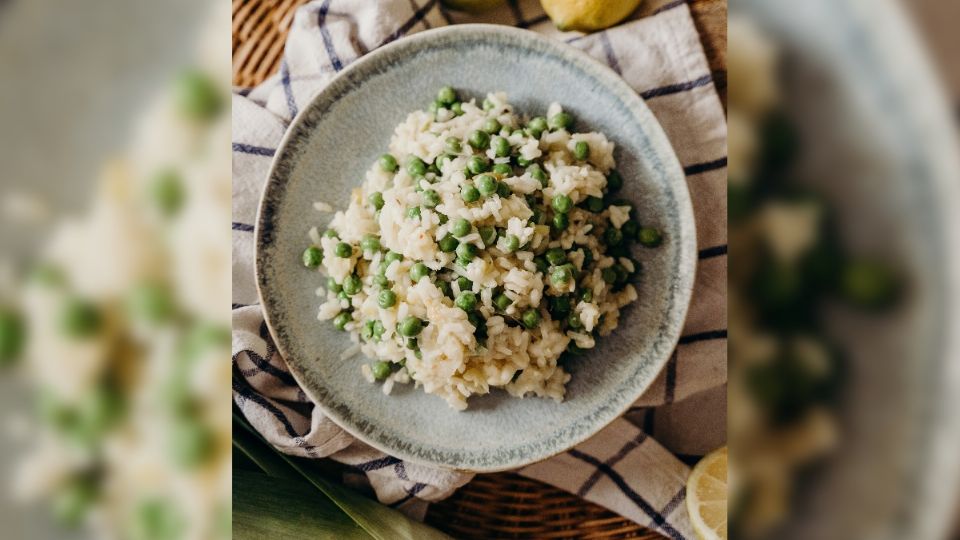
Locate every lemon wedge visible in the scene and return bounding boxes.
[686,446,728,540]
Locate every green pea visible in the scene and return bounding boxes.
[585,196,604,213]
[407,157,427,177]
[533,255,549,274]
[29,263,65,288]
[493,163,513,176]
[361,235,381,252]
[504,234,520,252]
[530,207,545,225]
[552,194,573,214]
[438,213,449,225]
[324,229,339,238]
[333,312,351,330]
[461,184,481,203]
[127,282,174,324]
[437,86,457,105]
[302,246,323,268]
[438,234,459,253]
[545,248,566,266]
[0,309,24,365]
[445,137,462,154]
[368,191,385,211]
[638,227,662,247]
[602,267,618,284]
[612,264,629,284]
[427,100,441,115]
[378,289,397,308]
[151,169,185,217]
[326,277,342,293]
[604,227,624,246]
[573,141,590,160]
[527,164,547,186]
[334,242,353,258]
[379,154,399,173]
[361,320,375,341]
[338,290,349,301]
[527,116,548,138]
[410,262,430,282]
[621,220,639,240]
[456,276,473,292]
[51,476,97,527]
[342,274,362,295]
[60,298,102,338]
[455,291,478,312]
[479,225,498,246]
[385,251,403,264]
[373,274,389,288]
[492,136,510,157]
[451,218,471,238]
[476,174,497,197]
[437,154,454,170]
[552,212,569,231]
[456,242,478,262]
[548,111,573,130]
[483,98,495,111]
[607,170,624,192]
[515,155,533,167]
[398,316,423,337]
[468,311,486,336]
[493,293,512,311]
[567,313,583,329]
[580,289,594,302]
[551,266,572,285]
[406,206,421,220]
[175,70,223,121]
[422,189,441,209]
[521,309,541,329]
[371,361,392,381]
[496,181,512,198]
[469,130,490,150]
[482,118,502,134]
[437,280,453,298]
[841,259,898,308]
[548,295,572,318]
[467,155,490,175]
[451,102,464,116]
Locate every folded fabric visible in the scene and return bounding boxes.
[232,0,726,536]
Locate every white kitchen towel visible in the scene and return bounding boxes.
[232,0,726,536]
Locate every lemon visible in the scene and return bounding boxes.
[540,0,642,32]
[686,446,728,540]
[441,0,506,13]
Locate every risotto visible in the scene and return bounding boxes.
[303,88,662,410]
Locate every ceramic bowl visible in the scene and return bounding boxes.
[255,24,697,471]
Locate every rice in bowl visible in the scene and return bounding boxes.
[303,88,663,410]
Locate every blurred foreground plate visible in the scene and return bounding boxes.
[732,0,960,538]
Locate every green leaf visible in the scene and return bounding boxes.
[233,470,371,539]
[232,407,453,540]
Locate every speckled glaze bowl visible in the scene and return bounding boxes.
[255,24,696,472]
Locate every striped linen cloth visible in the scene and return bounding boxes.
[232,0,726,536]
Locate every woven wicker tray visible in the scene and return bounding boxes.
[232,1,725,537]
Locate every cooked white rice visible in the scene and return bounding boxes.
[305,90,652,410]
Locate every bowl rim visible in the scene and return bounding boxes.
[253,23,698,472]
